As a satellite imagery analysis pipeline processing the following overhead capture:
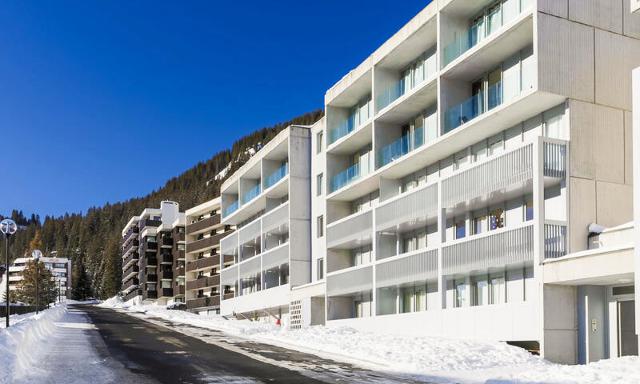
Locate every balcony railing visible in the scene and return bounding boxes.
[377,128,425,168]
[174,285,185,296]
[543,141,567,178]
[376,183,438,233]
[264,163,289,190]
[442,1,528,67]
[186,275,220,291]
[186,255,220,272]
[186,232,229,253]
[158,269,173,280]
[122,252,139,269]
[327,266,373,297]
[187,295,220,309]
[444,82,502,134]
[442,142,533,208]
[376,249,438,288]
[241,184,261,204]
[224,201,239,217]
[187,214,221,234]
[139,219,162,231]
[544,223,568,259]
[377,81,405,112]
[442,223,534,275]
[330,156,373,193]
[159,288,174,298]
[329,99,372,145]
[327,210,373,250]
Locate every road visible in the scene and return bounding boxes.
[15,304,426,384]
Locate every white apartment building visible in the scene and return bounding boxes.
[316,0,640,364]
[219,126,318,324]
[1,254,71,299]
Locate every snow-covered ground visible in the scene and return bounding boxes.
[0,305,65,383]
[100,296,640,384]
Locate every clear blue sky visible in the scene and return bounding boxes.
[0,0,429,218]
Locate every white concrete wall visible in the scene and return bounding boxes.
[633,67,640,344]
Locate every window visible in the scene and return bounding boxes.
[455,219,466,239]
[524,197,534,221]
[317,258,324,280]
[317,215,324,238]
[472,277,488,306]
[490,274,506,304]
[489,208,505,230]
[316,173,323,196]
[317,131,324,153]
[454,280,466,308]
[177,243,186,251]
[473,214,486,235]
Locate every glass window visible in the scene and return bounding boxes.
[316,173,323,196]
[473,214,486,235]
[525,197,534,221]
[488,134,504,156]
[317,258,324,280]
[473,277,488,306]
[490,274,506,304]
[454,150,469,171]
[317,215,324,238]
[455,280,466,308]
[316,131,324,154]
[487,4,503,35]
[489,208,505,230]
[455,219,466,239]
[488,67,502,110]
[401,286,415,313]
[470,15,485,47]
[415,284,427,312]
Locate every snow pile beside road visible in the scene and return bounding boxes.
[0,305,66,383]
[100,297,640,383]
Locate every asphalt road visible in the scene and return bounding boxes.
[81,305,329,383]
[80,305,423,384]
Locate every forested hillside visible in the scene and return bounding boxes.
[1,109,323,299]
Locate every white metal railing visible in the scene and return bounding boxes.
[544,223,568,259]
[442,223,534,275]
[543,140,567,178]
[327,266,373,297]
[376,248,438,288]
[327,209,373,249]
[376,183,438,232]
[442,143,533,208]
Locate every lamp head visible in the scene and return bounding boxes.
[0,219,17,236]
[31,249,42,261]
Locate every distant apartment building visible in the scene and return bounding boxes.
[0,253,71,299]
[184,198,234,314]
[121,201,186,304]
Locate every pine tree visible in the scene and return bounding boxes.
[14,260,58,308]
[71,259,92,300]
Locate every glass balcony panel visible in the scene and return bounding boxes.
[444,81,504,134]
[378,134,410,168]
[331,162,361,193]
[264,163,289,190]
[241,184,261,204]
[376,81,403,111]
[224,201,239,217]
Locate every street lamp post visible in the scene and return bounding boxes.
[1,219,18,328]
[32,250,42,315]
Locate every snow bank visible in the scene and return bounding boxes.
[100,297,640,384]
[0,305,66,383]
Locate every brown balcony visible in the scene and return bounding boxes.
[159,288,174,298]
[186,274,220,291]
[186,295,220,310]
[223,254,235,264]
[122,252,139,269]
[122,277,139,290]
[139,219,162,231]
[186,255,220,272]
[223,292,235,301]
[187,214,221,234]
[158,269,173,280]
[175,265,185,277]
[186,231,232,253]
[174,285,185,296]
[174,232,186,242]
[122,239,139,254]
[123,265,140,280]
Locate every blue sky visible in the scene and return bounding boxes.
[0,1,428,218]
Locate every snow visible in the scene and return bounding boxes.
[0,305,65,383]
[99,296,640,384]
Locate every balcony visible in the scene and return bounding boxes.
[327,210,373,250]
[159,253,173,264]
[146,274,158,283]
[187,295,220,309]
[174,285,185,296]
[175,265,185,277]
[158,269,173,280]
[146,291,158,300]
[263,163,288,190]
[224,201,239,217]
[159,288,174,298]
[122,252,139,269]
[123,265,140,281]
[376,183,438,233]
[187,214,221,234]
[331,162,362,193]
[122,239,139,255]
[139,219,162,231]
[377,127,429,168]
[223,292,235,301]
[442,0,531,68]
[241,184,261,204]
[329,99,372,146]
[544,222,568,260]
[186,232,228,253]
[327,265,373,298]
[186,275,220,291]
[122,277,139,291]
[375,248,438,289]
[161,237,173,247]
[123,226,139,241]
[186,255,220,272]
[442,223,534,276]
[444,82,503,134]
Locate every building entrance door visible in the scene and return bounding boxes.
[618,300,638,356]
